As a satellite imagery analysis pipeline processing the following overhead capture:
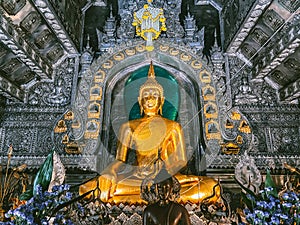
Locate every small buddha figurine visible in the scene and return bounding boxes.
[142,168,191,225]
[79,61,220,204]
[234,77,258,104]
[45,78,68,105]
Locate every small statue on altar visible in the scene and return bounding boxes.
[234,76,258,104]
[142,168,191,225]
[79,61,220,204]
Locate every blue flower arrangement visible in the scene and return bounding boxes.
[244,188,300,225]
[238,170,300,225]
[4,184,76,225]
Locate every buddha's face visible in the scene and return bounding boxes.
[139,87,164,116]
[157,180,172,201]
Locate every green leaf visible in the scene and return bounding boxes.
[234,176,259,200]
[241,191,254,211]
[264,169,278,197]
[33,151,54,195]
[19,189,33,201]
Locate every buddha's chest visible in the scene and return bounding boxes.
[131,118,172,151]
[148,204,181,225]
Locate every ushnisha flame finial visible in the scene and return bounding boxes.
[148,61,155,78]
[139,61,164,98]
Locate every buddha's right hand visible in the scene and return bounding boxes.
[99,173,116,202]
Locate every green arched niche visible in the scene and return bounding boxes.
[124,65,179,121]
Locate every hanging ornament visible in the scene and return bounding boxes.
[132,0,167,51]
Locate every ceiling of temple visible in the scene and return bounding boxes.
[0,0,299,105]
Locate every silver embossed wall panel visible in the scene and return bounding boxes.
[223,0,256,49]
[240,105,300,166]
[0,107,64,157]
[47,0,86,49]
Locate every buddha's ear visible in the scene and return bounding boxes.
[161,96,165,105]
[138,97,143,115]
[159,97,165,115]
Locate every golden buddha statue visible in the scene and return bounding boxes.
[79,62,220,204]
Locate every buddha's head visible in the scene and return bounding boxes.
[154,168,174,203]
[138,61,165,116]
[157,178,172,202]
